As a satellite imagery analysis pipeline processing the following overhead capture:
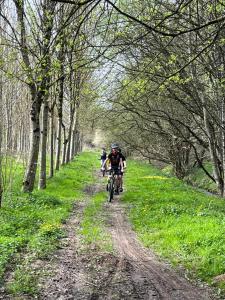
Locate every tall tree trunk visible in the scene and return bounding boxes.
[66,105,75,163]
[71,129,76,159]
[221,96,225,197]
[0,131,2,208]
[5,96,12,152]
[22,98,42,192]
[0,76,3,207]
[66,127,72,163]
[39,100,49,189]
[55,46,65,170]
[202,101,223,196]
[55,81,63,170]
[49,102,55,178]
[61,124,67,165]
[55,115,62,171]
[71,109,78,158]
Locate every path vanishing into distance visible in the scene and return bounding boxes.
[0,172,219,300]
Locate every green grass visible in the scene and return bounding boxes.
[79,191,113,252]
[0,151,99,295]
[2,152,225,295]
[122,160,225,287]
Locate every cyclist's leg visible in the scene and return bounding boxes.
[106,174,110,191]
[114,176,119,194]
[108,173,114,201]
[106,168,112,191]
[109,167,117,194]
[114,173,121,194]
[117,174,122,192]
[115,167,122,192]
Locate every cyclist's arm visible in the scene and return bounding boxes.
[119,157,124,170]
[121,154,126,168]
[123,160,127,168]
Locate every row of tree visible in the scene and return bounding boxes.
[94,0,225,197]
[1,0,225,198]
[0,0,102,203]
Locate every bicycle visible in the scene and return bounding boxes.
[106,169,119,202]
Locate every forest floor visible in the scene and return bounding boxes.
[0,174,220,300]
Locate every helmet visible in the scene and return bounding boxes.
[111,143,119,150]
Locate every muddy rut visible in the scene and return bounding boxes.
[109,199,213,299]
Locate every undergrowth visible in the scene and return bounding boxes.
[162,163,218,193]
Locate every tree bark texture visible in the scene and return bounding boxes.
[66,105,75,163]
[49,103,55,178]
[0,76,3,207]
[62,124,67,165]
[203,102,224,196]
[22,100,41,192]
[39,100,49,189]
[55,77,64,171]
[55,34,65,170]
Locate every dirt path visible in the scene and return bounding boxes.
[37,183,218,300]
[1,178,219,299]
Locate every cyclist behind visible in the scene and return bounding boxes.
[100,147,107,169]
[102,143,123,195]
[118,148,126,192]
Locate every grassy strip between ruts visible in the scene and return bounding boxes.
[0,151,99,295]
[121,159,225,292]
[79,191,113,253]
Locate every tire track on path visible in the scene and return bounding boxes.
[108,198,215,300]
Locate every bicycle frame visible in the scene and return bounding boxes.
[107,169,117,202]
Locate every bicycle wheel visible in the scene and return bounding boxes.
[108,179,114,202]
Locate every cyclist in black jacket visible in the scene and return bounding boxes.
[102,143,123,194]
